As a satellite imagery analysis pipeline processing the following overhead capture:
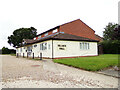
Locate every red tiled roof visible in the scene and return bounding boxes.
[95,34,103,42]
[36,19,101,41]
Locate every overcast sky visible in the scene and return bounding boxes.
[0,0,119,49]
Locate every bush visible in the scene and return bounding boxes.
[1,47,16,54]
[100,40,120,54]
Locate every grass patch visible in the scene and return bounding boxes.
[1,54,16,56]
[53,54,119,71]
[10,54,16,56]
[29,58,41,61]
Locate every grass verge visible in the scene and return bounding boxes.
[1,54,16,56]
[53,54,119,71]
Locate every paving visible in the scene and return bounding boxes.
[1,55,118,88]
[98,69,119,78]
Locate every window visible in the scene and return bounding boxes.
[58,44,66,50]
[80,42,89,50]
[38,35,41,38]
[40,43,47,50]
[38,36,41,39]
[48,44,50,49]
[44,33,48,36]
[52,29,58,33]
[16,49,18,52]
[80,43,82,49]
[27,46,32,52]
[20,48,22,52]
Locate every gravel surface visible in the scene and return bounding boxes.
[1,55,118,88]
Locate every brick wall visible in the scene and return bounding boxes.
[59,19,98,40]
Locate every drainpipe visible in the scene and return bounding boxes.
[52,39,54,59]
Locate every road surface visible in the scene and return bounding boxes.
[1,55,118,88]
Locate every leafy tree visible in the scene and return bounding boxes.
[2,47,10,54]
[101,23,120,54]
[113,25,120,40]
[103,23,118,40]
[8,27,37,47]
[100,40,120,54]
[1,47,16,54]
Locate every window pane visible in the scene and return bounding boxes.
[80,43,82,49]
[44,33,48,36]
[81,43,83,49]
[85,43,87,50]
[88,43,89,49]
[48,44,50,49]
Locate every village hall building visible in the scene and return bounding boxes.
[16,19,102,59]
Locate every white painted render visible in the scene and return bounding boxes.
[53,40,98,58]
[16,40,53,58]
[16,40,98,58]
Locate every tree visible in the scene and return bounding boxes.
[101,23,120,54]
[103,23,118,40]
[113,25,120,40]
[8,27,37,47]
[2,47,10,54]
[1,47,16,54]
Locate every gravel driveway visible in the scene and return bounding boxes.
[1,55,118,88]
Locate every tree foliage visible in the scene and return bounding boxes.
[100,40,120,54]
[103,23,118,40]
[101,23,120,54]
[8,27,37,47]
[113,25,120,40]
[1,47,16,54]
[1,47,10,54]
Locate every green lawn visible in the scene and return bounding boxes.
[53,54,119,71]
[1,54,16,56]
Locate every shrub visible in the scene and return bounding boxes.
[100,40,120,54]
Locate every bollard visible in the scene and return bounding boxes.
[40,53,42,60]
[33,53,34,59]
[23,53,24,58]
[27,52,28,58]
[17,53,18,58]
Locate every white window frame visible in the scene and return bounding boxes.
[80,42,90,50]
[38,35,41,39]
[20,48,22,52]
[16,49,18,52]
[48,44,50,50]
[40,43,47,50]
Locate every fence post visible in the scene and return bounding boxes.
[40,53,42,60]
[33,53,34,59]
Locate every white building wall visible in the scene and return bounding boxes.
[53,40,98,58]
[16,40,98,58]
[16,40,53,58]
[32,40,52,58]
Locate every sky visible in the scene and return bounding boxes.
[0,0,119,49]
